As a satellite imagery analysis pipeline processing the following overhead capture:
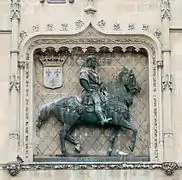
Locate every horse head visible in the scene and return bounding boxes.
[118,67,141,95]
[116,67,141,107]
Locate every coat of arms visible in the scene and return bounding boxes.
[43,67,62,89]
[37,49,67,89]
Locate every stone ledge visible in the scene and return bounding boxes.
[0,161,180,176]
[34,156,150,162]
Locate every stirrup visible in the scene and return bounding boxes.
[101,117,112,125]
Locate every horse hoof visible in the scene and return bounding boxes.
[107,149,112,157]
[129,143,135,152]
[62,152,71,157]
[75,144,81,153]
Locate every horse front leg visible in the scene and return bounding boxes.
[121,119,138,152]
[60,124,71,156]
[107,127,119,156]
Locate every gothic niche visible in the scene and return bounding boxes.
[34,46,149,161]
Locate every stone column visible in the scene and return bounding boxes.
[8,0,21,161]
[161,0,173,161]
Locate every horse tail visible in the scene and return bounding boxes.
[37,101,56,129]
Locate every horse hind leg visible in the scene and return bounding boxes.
[121,119,138,152]
[60,124,72,156]
[65,125,81,153]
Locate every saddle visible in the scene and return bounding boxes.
[79,93,95,113]
[78,91,108,113]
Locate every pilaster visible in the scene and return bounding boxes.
[161,0,174,161]
[9,0,21,161]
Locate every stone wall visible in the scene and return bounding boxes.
[0,0,182,179]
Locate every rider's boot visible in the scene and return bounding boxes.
[97,111,112,125]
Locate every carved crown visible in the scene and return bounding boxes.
[38,55,67,67]
[34,48,68,67]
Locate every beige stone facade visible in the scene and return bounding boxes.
[1,0,182,179]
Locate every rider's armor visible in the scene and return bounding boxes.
[80,67,111,125]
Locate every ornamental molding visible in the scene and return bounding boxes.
[10,0,21,21]
[161,0,171,21]
[2,162,180,176]
[19,23,161,50]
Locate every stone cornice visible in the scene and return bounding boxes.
[0,162,180,176]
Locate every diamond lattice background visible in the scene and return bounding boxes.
[34,50,149,157]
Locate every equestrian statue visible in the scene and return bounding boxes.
[37,55,141,156]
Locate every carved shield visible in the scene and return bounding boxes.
[43,67,62,89]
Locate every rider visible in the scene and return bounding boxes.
[79,55,112,125]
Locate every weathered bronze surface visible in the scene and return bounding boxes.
[37,56,141,157]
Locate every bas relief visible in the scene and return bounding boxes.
[34,49,149,159]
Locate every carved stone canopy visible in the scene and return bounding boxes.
[20,23,161,162]
[30,24,152,57]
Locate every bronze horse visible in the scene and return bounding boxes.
[37,68,141,156]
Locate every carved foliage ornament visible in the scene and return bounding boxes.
[128,24,135,31]
[161,0,171,21]
[4,162,179,176]
[162,74,173,91]
[60,23,68,31]
[153,29,161,39]
[75,20,84,29]
[11,0,21,21]
[32,25,39,32]
[5,162,21,176]
[9,75,20,92]
[97,20,105,29]
[47,24,53,31]
[113,23,120,31]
